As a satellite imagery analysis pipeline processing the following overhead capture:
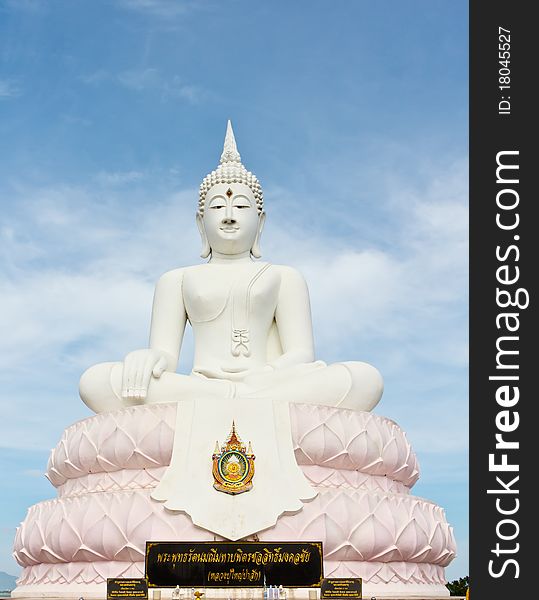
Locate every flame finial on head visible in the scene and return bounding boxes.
[198,120,263,215]
[220,120,241,164]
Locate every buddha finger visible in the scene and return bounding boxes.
[139,359,156,399]
[121,359,132,398]
[125,356,140,398]
[123,353,137,396]
[152,356,168,378]
[133,357,146,397]
[133,355,147,398]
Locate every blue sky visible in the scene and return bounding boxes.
[0,0,468,583]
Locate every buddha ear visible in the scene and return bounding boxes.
[251,211,266,259]
[196,213,211,258]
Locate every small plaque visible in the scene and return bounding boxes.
[107,578,148,600]
[320,578,362,599]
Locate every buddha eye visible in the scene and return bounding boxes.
[233,197,252,209]
[208,200,226,209]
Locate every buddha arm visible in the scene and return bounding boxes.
[148,268,187,370]
[270,266,315,369]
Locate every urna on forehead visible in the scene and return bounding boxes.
[205,182,257,204]
[198,120,264,215]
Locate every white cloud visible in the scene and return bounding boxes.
[266,159,469,367]
[0,79,21,99]
[80,69,110,85]
[22,469,45,478]
[162,76,207,104]
[0,184,199,375]
[117,67,160,91]
[0,271,154,371]
[80,68,205,104]
[95,170,145,185]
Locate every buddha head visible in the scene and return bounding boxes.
[197,121,265,259]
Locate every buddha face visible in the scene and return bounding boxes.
[198,182,264,258]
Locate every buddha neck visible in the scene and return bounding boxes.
[209,250,254,264]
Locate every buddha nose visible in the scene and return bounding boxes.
[222,202,236,223]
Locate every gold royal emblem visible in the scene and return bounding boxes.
[212,421,255,495]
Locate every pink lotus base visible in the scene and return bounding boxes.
[13,403,455,598]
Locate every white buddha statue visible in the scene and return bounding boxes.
[13,122,456,578]
[79,121,383,416]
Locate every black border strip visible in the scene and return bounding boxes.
[470,2,535,597]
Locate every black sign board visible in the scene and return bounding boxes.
[107,578,148,600]
[320,578,362,599]
[145,541,324,588]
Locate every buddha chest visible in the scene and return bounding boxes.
[182,263,280,327]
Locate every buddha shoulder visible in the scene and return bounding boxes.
[154,264,208,285]
[271,264,310,295]
[154,267,186,289]
[153,265,213,300]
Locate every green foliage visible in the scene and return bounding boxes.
[446,576,469,596]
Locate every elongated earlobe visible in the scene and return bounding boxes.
[251,212,266,259]
[196,213,211,258]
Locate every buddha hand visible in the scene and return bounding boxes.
[121,348,170,401]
